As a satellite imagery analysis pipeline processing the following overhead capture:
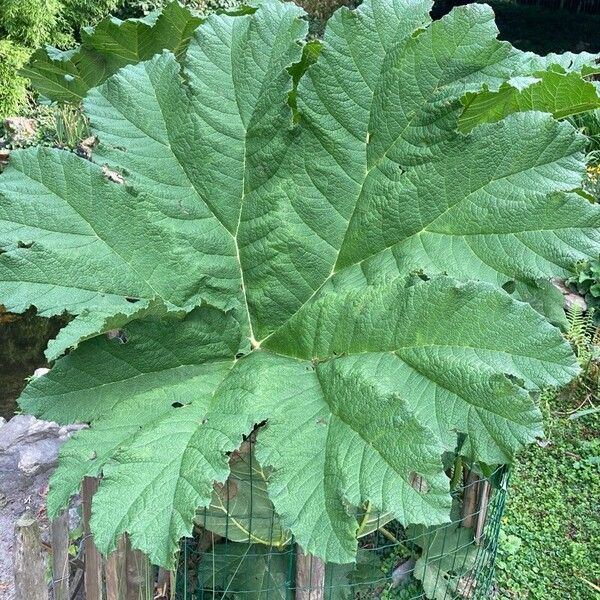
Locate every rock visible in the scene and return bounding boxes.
[18,438,65,475]
[0,415,85,599]
[0,415,83,453]
[553,278,587,312]
[0,415,60,452]
[391,558,416,588]
[3,117,37,145]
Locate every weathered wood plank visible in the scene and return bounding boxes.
[461,471,480,529]
[125,541,153,600]
[295,546,325,600]
[82,477,103,600]
[14,512,48,600]
[475,481,492,545]
[50,510,70,600]
[105,537,127,600]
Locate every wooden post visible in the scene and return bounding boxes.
[14,513,48,600]
[105,538,127,600]
[156,568,171,599]
[125,541,153,600]
[295,546,325,600]
[461,470,480,529]
[82,477,103,600]
[50,511,70,600]
[474,481,492,545]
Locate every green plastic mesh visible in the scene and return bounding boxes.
[175,442,508,600]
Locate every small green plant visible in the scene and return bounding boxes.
[566,258,600,325]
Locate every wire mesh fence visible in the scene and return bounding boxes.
[176,441,508,600]
[13,445,507,599]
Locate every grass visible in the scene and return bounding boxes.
[495,315,600,599]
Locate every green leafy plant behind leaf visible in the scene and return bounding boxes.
[459,69,600,133]
[21,1,203,103]
[566,257,600,325]
[411,524,483,600]
[197,543,290,600]
[1,0,600,569]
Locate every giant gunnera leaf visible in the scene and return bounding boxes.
[2,0,600,569]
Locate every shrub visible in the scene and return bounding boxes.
[60,0,123,30]
[116,0,239,18]
[0,0,70,48]
[0,41,31,118]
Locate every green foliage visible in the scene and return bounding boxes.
[23,2,203,103]
[459,69,600,133]
[0,40,31,118]
[566,258,600,325]
[60,0,123,30]
[116,0,239,19]
[435,0,600,56]
[1,0,600,569]
[497,311,600,599]
[0,0,69,48]
[496,390,600,598]
[412,525,482,600]
[197,544,289,599]
[0,0,127,117]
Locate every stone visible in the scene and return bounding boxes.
[18,438,64,476]
[3,117,37,144]
[391,558,416,588]
[553,278,587,312]
[0,416,85,599]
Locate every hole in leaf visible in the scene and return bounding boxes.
[235,352,244,359]
[172,402,184,408]
[502,280,516,294]
[17,240,33,249]
[102,166,124,184]
[505,373,525,388]
[125,297,140,303]
[214,479,238,502]
[106,329,128,344]
[409,472,429,494]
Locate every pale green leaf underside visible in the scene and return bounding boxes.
[3,0,599,568]
[23,278,573,565]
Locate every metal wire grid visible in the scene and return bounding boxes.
[175,446,508,600]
